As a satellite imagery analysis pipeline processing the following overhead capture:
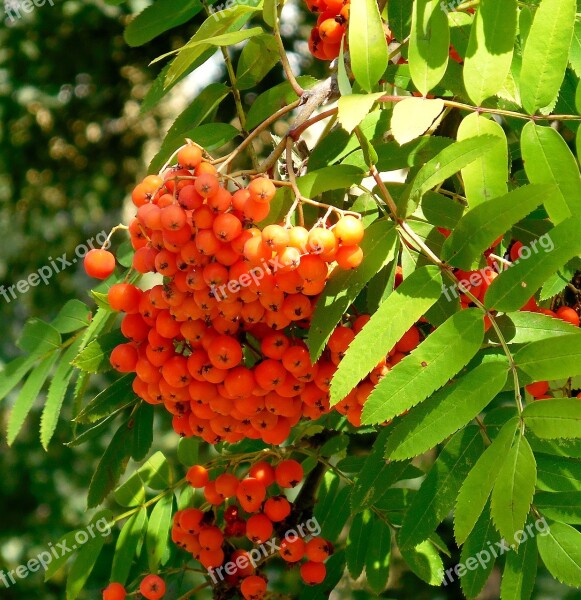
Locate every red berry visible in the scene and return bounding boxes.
[139,574,166,600]
[84,249,115,279]
[102,582,126,600]
[300,561,326,585]
[275,459,303,488]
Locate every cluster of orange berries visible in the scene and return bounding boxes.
[305,0,350,61]
[103,574,165,600]
[174,459,331,597]
[88,143,370,445]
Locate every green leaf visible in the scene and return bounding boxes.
[75,374,136,425]
[459,504,499,599]
[132,403,154,462]
[484,217,581,312]
[384,357,508,460]
[487,311,579,345]
[124,0,205,47]
[521,122,581,223]
[520,0,577,114]
[114,471,146,507]
[164,5,261,88]
[88,424,132,508]
[455,417,519,544]
[391,97,445,145]
[314,474,351,542]
[351,428,412,511]
[406,135,499,213]
[337,93,383,134]
[535,491,581,523]
[138,451,173,490]
[331,266,442,403]
[44,511,112,582]
[6,351,59,445]
[398,426,484,549]
[337,38,352,96]
[536,453,581,491]
[363,309,486,426]
[111,507,148,585]
[490,433,536,543]
[296,165,365,197]
[441,184,551,269]
[51,300,91,334]
[0,355,39,402]
[365,515,391,593]
[537,521,581,586]
[66,534,105,600]
[307,221,398,362]
[570,20,581,76]
[146,493,174,572]
[409,0,450,95]
[72,330,126,374]
[500,531,538,600]
[236,34,278,90]
[348,0,388,92]
[346,510,372,578]
[177,437,200,467]
[399,539,444,586]
[463,0,517,105]
[246,76,317,130]
[148,82,230,172]
[17,318,62,357]
[523,398,581,439]
[40,338,83,449]
[262,0,276,26]
[516,335,581,383]
[457,113,508,207]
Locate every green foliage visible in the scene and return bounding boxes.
[6,0,581,598]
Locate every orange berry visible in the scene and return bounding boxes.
[186,465,209,488]
[240,575,267,600]
[525,381,549,398]
[319,18,345,43]
[262,224,290,251]
[300,561,326,585]
[246,513,274,543]
[199,525,224,551]
[110,343,138,373]
[84,249,115,279]
[275,459,303,488]
[556,306,580,327]
[305,537,332,562]
[279,536,305,562]
[213,212,242,242]
[195,173,220,198]
[248,460,276,486]
[139,574,166,600]
[102,583,126,600]
[215,473,240,499]
[248,177,276,204]
[333,215,364,246]
[395,325,420,353]
[177,145,203,169]
[335,244,363,269]
[108,283,143,313]
[263,495,291,522]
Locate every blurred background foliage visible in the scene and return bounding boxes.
[0,1,579,599]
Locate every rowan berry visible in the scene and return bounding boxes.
[84,249,115,279]
[275,459,303,488]
[263,495,291,522]
[300,561,326,585]
[246,513,273,543]
[139,574,166,600]
[177,145,203,169]
[556,306,580,327]
[279,536,305,562]
[240,575,267,600]
[186,465,209,488]
[102,582,126,600]
[248,177,276,204]
[305,537,332,562]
